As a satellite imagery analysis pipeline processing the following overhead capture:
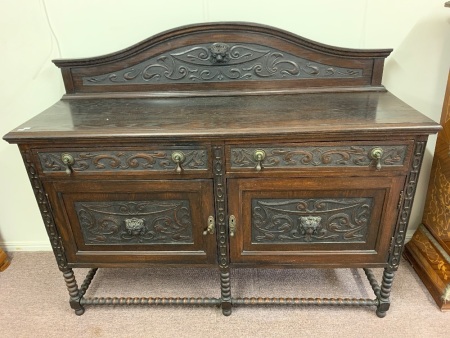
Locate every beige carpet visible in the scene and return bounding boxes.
[0,252,447,338]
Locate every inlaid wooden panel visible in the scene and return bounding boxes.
[422,87,450,251]
[0,248,10,272]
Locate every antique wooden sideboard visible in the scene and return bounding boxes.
[404,71,450,310]
[3,23,440,317]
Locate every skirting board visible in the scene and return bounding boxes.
[0,241,52,251]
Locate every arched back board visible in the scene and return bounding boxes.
[53,22,392,98]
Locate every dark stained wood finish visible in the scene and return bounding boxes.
[45,180,216,266]
[2,22,441,317]
[228,176,404,267]
[52,22,392,97]
[4,93,439,144]
[404,72,450,311]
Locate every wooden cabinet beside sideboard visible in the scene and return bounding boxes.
[404,72,450,310]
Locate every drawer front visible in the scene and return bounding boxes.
[36,146,210,176]
[45,180,216,265]
[228,176,404,267]
[227,141,413,173]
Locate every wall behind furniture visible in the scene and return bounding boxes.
[1,0,449,250]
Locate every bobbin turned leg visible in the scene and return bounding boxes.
[220,267,232,316]
[376,267,395,318]
[62,268,84,315]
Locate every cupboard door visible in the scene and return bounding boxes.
[228,177,404,267]
[45,180,216,266]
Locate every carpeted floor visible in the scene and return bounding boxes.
[0,252,448,338]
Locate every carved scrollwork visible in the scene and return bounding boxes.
[231,145,407,169]
[252,198,373,243]
[83,43,363,85]
[389,141,427,269]
[76,200,193,244]
[20,149,68,269]
[39,149,207,173]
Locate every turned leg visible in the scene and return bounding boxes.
[62,268,85,315]
[376,267,395,318]
[220,268,232,316]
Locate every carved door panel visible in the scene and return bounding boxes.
[228,177,404,267]
[45,180,216,265]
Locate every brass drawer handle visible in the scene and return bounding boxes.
[253,149,266,172]
[229,215,236,237]
[61,153,75,175]
[370,147,384,170]
[203,216,215,235]
[171,151,186,174]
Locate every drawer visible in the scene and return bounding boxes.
[35,145,211,177]
[226,141,413,174]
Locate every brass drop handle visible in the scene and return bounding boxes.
[171,151,186,174]
[61,153,75,175]
[229,215,236,237]
[203,216,215,235]
[370,147,384,170]
[253,149,266,172]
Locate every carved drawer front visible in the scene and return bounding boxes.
[45,180,216,265]
[228,176,404,267]
[227,141,413,173]
[36,145,210,176]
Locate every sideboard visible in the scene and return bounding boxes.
[3,22,440,317]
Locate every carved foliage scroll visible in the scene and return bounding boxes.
[39,149,207,173]
[83,43,363,85]
[231,145,407,169]
[252,198,373,243]
[76,200,193,244]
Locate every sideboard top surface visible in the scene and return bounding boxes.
[2,22,441,144]
[4,91,440,143]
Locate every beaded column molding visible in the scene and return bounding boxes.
[213,145,232,315]
[20,147,85,315]
[390,140,427,270]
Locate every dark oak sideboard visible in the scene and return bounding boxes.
[3,22,440,317]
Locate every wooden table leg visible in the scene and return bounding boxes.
[0,248,10,271]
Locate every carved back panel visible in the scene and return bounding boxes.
[53,22,392,98]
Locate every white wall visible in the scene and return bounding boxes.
[1,0,449,251]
